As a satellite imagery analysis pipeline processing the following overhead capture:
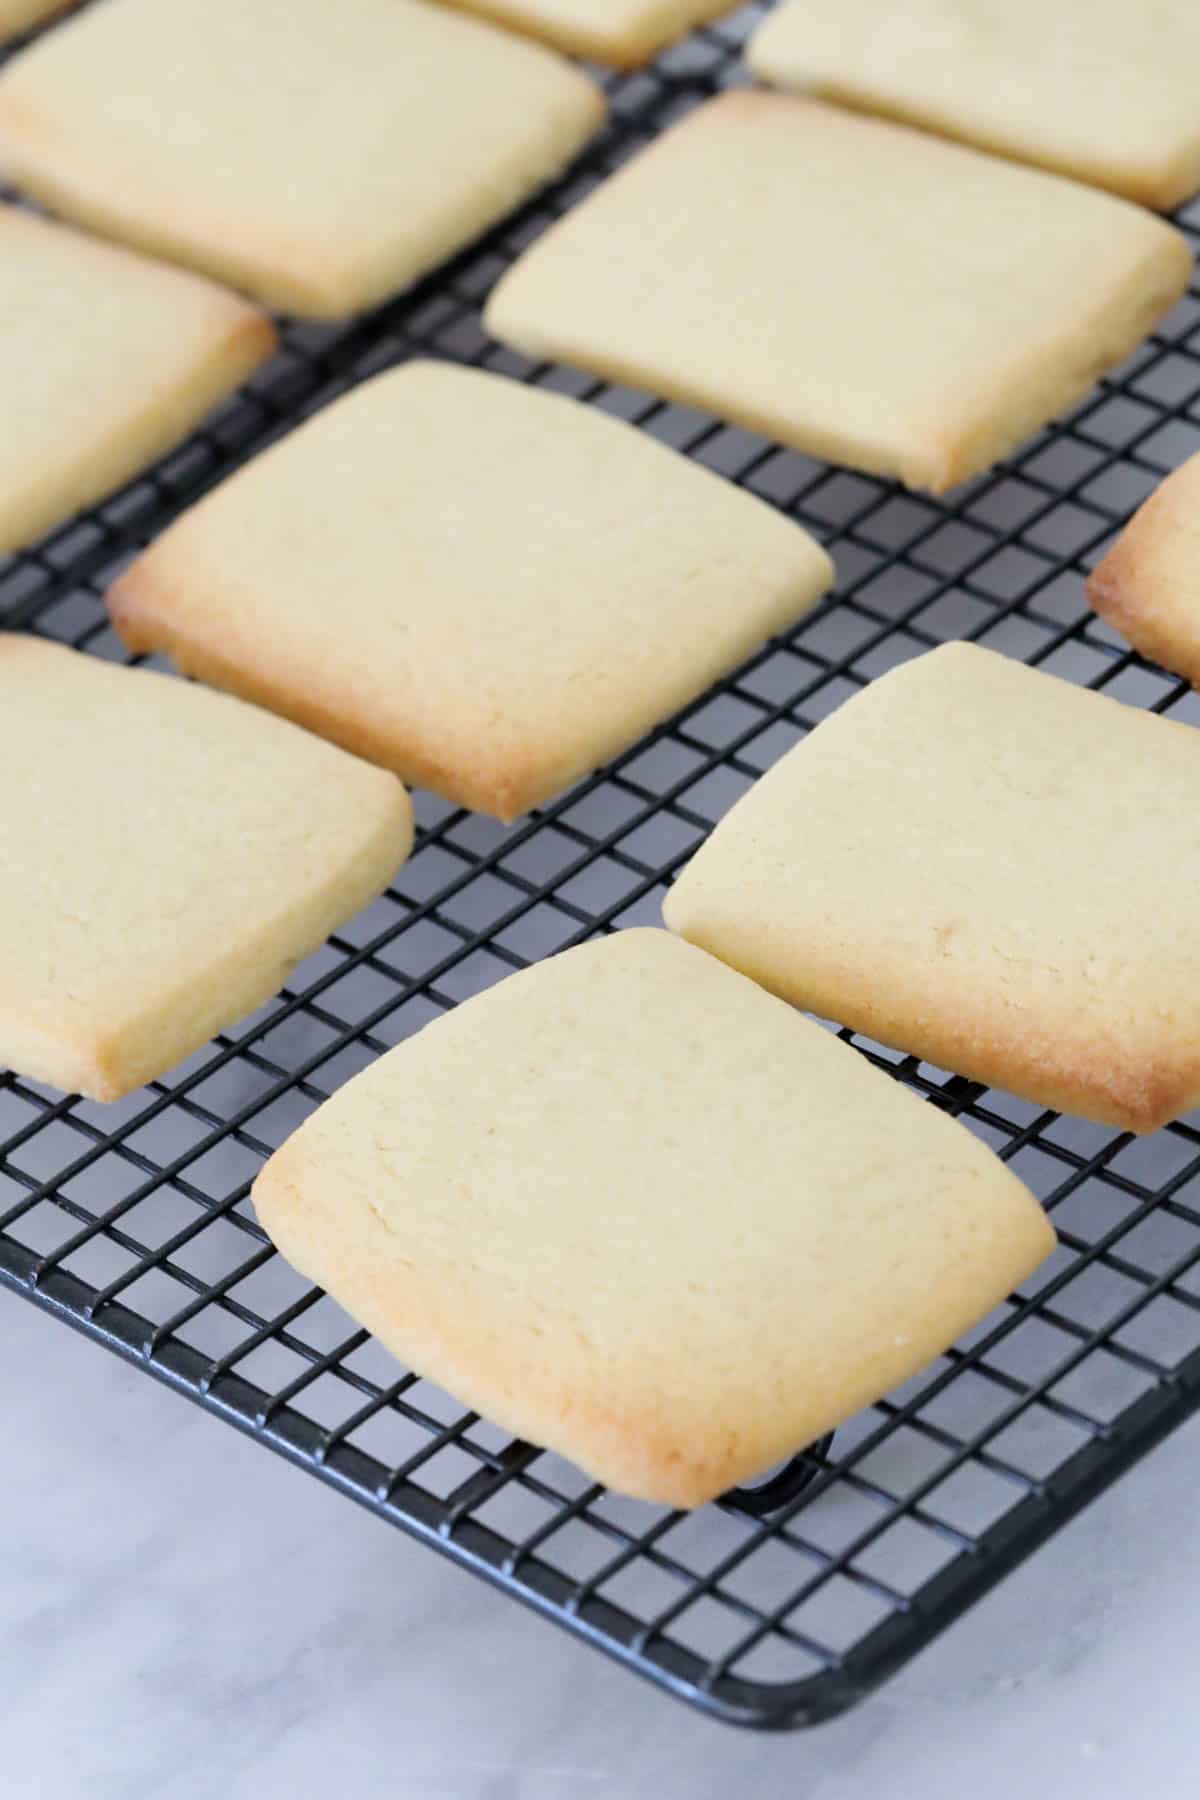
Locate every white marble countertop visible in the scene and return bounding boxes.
[3,1285,1197,1800]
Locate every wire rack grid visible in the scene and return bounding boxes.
[5,0,1200,1732]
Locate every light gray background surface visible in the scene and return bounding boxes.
[3,1287,1196,1800]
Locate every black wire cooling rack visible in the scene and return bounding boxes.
[5,0,1200,1733]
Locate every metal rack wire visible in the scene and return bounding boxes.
[4,0,1200,1731]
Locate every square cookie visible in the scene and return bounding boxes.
[0,204,275,555]
[0,637,412,1102]
[0,0,604,318]
[253,929,1053,1508]
[666,642,1200,1132]
[749,0,1200,212]
[485,92,1192,493]
[1087,454,1200,683]
[108,361,833,822]
[435,0,737,67]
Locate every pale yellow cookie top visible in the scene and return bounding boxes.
[750,0,1200,211]
[109,360,833,822]
[0,204,275,555]
[486,91,1192,493]
[253,929,1053,1508]
[0,637,412,1103]
[666,642,1200,1133]
[0,0,604,317]
[434,0,736,66]
[1087,453,1200,685]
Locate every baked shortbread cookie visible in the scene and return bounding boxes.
[0,204,275,555]
[435,0,736,67]
[253,930,1054,1508]
[666,642,1200,1133]
[0,0,604,318]
[749,0,1200,213]
[108,361,833,822]
[1086,454,1200,683]
[0,0,71,44]
[0,637,412,1102]
[485,92,1192,494]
